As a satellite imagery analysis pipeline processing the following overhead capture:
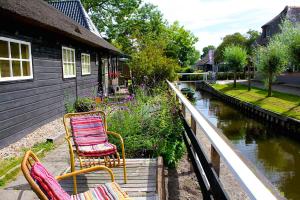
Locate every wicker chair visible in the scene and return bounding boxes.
[63,110,127,193]
[21,150,131,200]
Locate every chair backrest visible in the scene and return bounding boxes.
[21,151,48,200]
[63,111,107,139]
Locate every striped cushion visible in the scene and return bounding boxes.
[71,116,107,146]
[77,142,117,157]
[30,162,71,200]
[71,182,132,200]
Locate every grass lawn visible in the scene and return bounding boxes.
[0,141,54,187]
[212,83,300,120]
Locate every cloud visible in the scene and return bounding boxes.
[144,0,299,53]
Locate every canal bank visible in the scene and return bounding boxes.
[179,82,300,200]
[196,81,300,137]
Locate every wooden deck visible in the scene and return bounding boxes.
[60,159,160,200]
[0,144,163,200]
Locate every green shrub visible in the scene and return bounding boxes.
[74,97,95,112]
[107,85,185,167]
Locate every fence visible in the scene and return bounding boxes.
[167,80,281,200]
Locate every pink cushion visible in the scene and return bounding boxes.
[30,162,71,200]
[71,116,107,146]
[77,142,117,157]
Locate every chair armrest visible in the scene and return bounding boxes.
[106,131,124,144]
[55,165,114,182]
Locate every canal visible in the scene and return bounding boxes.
[179,82,300,200]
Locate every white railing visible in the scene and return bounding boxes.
[167,80,279,200]
[177,72,208,81]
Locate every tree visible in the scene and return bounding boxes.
[255,40,288,97]
[129,37,179,87]
[201,45,215,58]
[82,0,141,39]
[223,46,247,88]
[215,33,247,63]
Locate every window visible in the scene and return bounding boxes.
[62,47,76,78]
[81,53,91,75]
[0,37,32,82]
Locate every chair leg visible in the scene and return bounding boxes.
[70,153,77,194]
[121,151,127,184]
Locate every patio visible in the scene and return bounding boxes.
[0,142,163,200]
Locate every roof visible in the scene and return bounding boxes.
[195,50,214,66]
[49,0,101,37]
[0,0,121,54]
[262,6,300,27]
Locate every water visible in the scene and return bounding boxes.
[179,82,300,200]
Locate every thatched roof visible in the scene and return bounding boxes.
[0,0,121,54]
[195,50,214,66]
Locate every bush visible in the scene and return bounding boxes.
[74,97,95,112]
[107,85,185,167]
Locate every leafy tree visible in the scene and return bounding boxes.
[215,33,247,63]
[273,20,300,71]
[129,37,179,87]
[223,46,247,88]
[81,0,141,39]
[255,40,288,97]
[201,45,215,58]
[166,21,200,67]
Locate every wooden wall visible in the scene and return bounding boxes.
[0,17,104,148]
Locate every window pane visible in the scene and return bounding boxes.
[22,61,30,76]
[21,44,29,59]
[72,63,75,75]
[0,40,8,58]
[11,42,20,59]
[12,61,21,76]
[63,49,67,62]
[0,60,10,77]
[69,50,72,63]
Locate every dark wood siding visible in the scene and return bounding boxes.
[0,17,103,148]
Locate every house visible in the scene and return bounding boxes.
[49,0,120,96]
[194,50,216,72]
[0,0,121,148]
[256,6,300,46]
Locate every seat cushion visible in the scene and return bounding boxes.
[71,116,107,146]
[30,162,71,200]
[77,142,117,157]
[71,182,131,200]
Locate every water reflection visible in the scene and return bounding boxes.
[180,82,300,200]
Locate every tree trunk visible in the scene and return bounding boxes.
[233,72,237,88]
[248,66,251,91]
[268,72,272,97]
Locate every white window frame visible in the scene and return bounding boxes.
[81,53,91,75]
[62,46,76,78]
[0,36,33,82]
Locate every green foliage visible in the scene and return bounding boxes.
[255,39,288,96]
[223,46,247,87]
[107,86,185,167]
[273,20,300,70]
[176,66,195,73]
[74,97,95,112]
[129,38,179,87]
[166,21,200,66]
[201,45,215,58]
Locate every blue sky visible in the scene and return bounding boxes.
[145,0,299,53]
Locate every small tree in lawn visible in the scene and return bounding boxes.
[255,40,288,97]
[223,46,247,88]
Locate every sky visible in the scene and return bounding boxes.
[144,0,300,54]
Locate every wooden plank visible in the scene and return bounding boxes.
[156,157,165,200]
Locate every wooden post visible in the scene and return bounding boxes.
[211,145,220,176]
[181,103,185,118]
[191,116,196,135]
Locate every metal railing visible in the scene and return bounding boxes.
[167,80,280,200]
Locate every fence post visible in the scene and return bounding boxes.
[191,116,196,134]
[211,145,220,176]
[181,103,186,118]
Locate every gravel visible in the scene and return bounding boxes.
[0,117,64,159]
